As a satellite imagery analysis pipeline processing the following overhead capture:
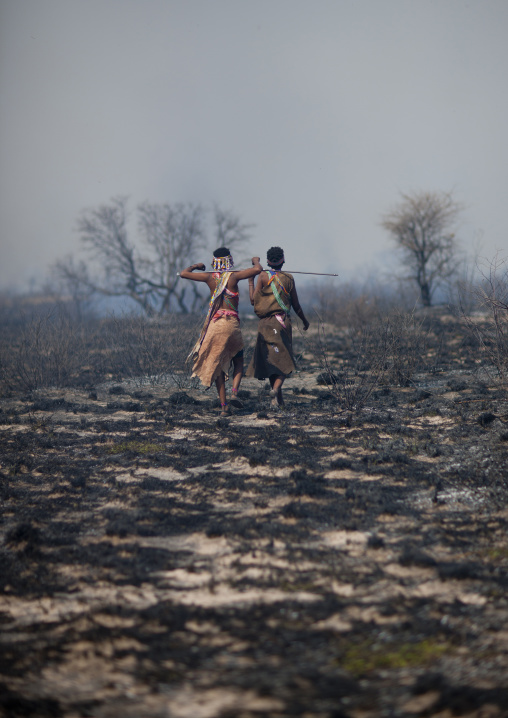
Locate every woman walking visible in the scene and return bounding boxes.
[246,246,309,408]
[181,248,262,415]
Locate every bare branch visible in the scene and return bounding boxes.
[51,198,255,316]
[381,190,463,306]
[212,204,254,252]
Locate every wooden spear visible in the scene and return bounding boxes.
[177,270,338,276]
[278,271,338,276]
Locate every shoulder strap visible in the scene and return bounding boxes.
[187,272,233,361]
[266,270,291,314]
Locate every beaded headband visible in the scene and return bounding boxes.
[212,254,234,271]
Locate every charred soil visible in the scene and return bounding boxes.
[1,313,508,718]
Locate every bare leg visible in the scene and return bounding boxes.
[269,374,285,407]
[232,354,243,394]
[215,372,229,414]
[230,355,244,408]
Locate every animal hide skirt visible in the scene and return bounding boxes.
[191,315,244,388]
[246,315,296,379]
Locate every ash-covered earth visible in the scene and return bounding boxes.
[1,315,508,718]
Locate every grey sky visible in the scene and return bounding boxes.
[1,0,507,290]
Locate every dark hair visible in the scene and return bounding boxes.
[213,247,231,258]
[267,246,284,267]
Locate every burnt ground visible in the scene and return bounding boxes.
[1,316,508,718]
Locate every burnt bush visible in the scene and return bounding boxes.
[0,297,202,395]
[459,254,508,386]
[99,313,201,387]
[0,304,89,392]
[306,277,418,328]
[309,309,427,411]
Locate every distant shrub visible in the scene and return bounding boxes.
[309,308,427,411]
[99,312,201,387]
[460,254,508,385]
[305,277,419,328]
[383,310,427,386]
[0,304,87,392]
[0,297,202,394]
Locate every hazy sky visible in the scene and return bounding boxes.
[1,0,507,290]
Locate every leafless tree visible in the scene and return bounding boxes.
[54,197,253,315]
[137,200,207,313]
[212,204,254,255]
[381,190,463,306]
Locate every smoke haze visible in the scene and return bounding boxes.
[1,0,507,290]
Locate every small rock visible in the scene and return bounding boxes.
[412,672,445,695]
[169,392,197,405]
[132,390,154,399]
[414,389,432,401]
[447,378,468,391]
[367,535,385,549]
[316,371,343,385]
[330,457,352,470]
[477,411,497,427]
[437,561,479,580]
[6,522,41,546]
[30,397,69,411]
[316,391,334,401]
[399,547,436,568]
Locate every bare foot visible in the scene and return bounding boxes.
[269,390,279,409]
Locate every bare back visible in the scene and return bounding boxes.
[180,259,262,310]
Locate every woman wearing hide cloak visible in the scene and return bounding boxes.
[181,248,262,415]
[246,246,309,408]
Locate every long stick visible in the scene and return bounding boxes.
[177,270,338,277]
[282,271,338,276]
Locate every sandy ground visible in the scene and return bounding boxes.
[1,318,508,717]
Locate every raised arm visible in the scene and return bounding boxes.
[179,263,210,282]
[231,257,261,298]
[290,285,310,330]
[234,256,263,282]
